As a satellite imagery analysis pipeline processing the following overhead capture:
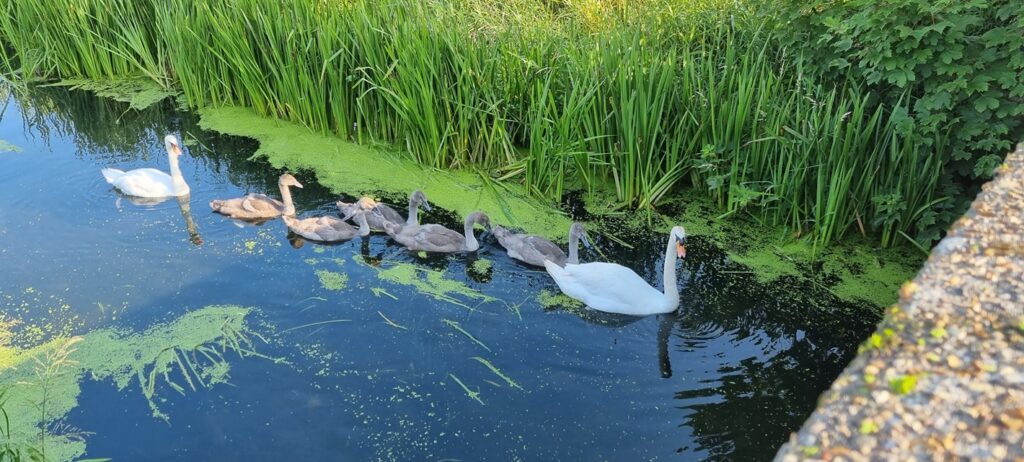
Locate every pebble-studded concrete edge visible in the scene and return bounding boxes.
[775,143,1024,462]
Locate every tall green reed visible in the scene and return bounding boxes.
[0,0,949,246]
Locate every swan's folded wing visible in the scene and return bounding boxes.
[522,236,565,262]
[117,169,174,197]
[241,194,283,214]
[560,262,661,314]
[415,225,464,248]
[378,204,404,224]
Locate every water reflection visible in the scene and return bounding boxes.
[177,195,203,246]
[0,83,880,462]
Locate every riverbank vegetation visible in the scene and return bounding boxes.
[0,0,1020,248]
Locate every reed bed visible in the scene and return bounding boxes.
[0,0,946,246]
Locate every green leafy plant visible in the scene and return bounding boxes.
[777,0,1024,242]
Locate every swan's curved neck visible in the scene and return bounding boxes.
[463,216,479,251]
[568,231,581,265]
[280,183,296,216]
[406,197,419,225]
[168,153,187,194]
[356,212,370,236]
[662,234,680,308]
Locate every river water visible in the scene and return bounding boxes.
[0,86,876,461]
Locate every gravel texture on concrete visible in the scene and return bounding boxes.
[775,143,1024,462]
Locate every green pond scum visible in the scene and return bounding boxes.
[197,106,572,240]
[0,305,267,462]
[355,257,495,310]
[197,103,916,308]
[63,77,916,309]
[315,270,349,291]
[644,190,921,307]
[0,139,21,153]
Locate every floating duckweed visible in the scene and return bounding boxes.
[198,106,571,239]
[537,289,583,310]
[315,270,349,291]
[358,258,494,309]
[0,306,265,461]
[472,259,492,273]
[0,139,22,153]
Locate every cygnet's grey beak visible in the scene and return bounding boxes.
[421,201,433,212]
[581,232,594,249]
[294,180,304,189]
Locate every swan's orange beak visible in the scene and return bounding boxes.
[676,242,686,259]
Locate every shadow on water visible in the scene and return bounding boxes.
[0,84,879,461]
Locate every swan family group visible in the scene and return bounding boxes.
[102,135,688,316]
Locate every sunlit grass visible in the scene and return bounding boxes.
[0,0,947,246]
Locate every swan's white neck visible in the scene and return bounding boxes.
[463,216,479,251]
[406,197,419,225]
[568,231,581,265]
[661,233,680,309]
[168,153,188,195]
[280,183,296,216]
[356,212,370,236]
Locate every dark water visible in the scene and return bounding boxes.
[0,86,877,461]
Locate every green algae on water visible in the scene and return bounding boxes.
[46,78,176,110]
[538,289,583,310]
[197,106,570,239]
[355,257,495,309]
[0,139,22,153]
[471,258,493,274]
[656,190,919,307]
[316,270,349,291]
[0,305,266,461]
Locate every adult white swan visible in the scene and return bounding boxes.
[101,135,189,198]
[544,226,687,316]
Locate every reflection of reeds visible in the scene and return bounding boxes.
[139,317,283,421]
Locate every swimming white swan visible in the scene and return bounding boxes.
[493,222,590,267]
[544,226,687,316]
[209,173,303,220]
[381,208,491,253]
[101,135,189,198]
[283,207,371,242]
[339,190,430,231]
